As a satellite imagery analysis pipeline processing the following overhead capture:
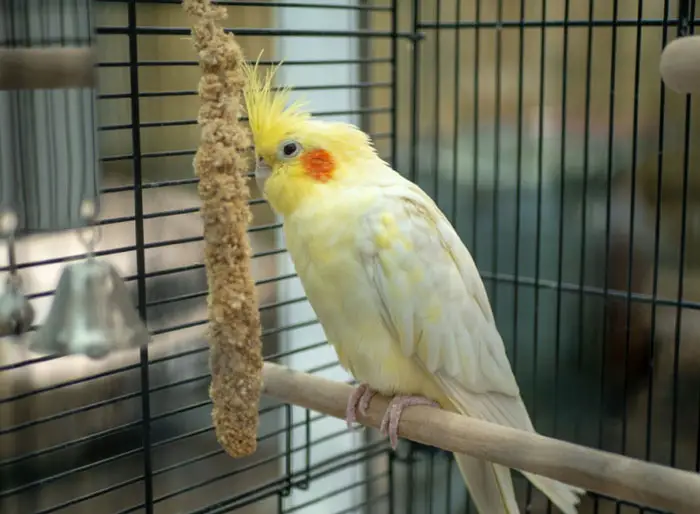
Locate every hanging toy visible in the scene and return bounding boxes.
[31,200,150,359]
[0,209,35,338]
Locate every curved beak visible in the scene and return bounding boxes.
[255,157,272,196]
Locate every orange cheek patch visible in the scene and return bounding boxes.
[301,149,335,182]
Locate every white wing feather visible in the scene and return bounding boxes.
[360,182,520,399]
[359,181,583,514]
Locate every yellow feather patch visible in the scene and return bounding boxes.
[241,53,309,152]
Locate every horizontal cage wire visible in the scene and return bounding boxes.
[0,0,698,514]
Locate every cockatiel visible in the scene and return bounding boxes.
[242,61,585,514]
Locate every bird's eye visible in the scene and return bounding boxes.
[278,140,302,159]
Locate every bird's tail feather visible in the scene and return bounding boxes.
[438,376,585,514]
[523,471,585,514]
[453,452,520,514]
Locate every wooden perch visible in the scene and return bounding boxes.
[0,47,96,90]
[660,35,700,94]
[263,362,700,514]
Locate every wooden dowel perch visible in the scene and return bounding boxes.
[183,0,263,457]
[263,362,700,514]
[0,47,96,90]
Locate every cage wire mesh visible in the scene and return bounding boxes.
[0,0,699,513]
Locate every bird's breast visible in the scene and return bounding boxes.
[284,211,443,401]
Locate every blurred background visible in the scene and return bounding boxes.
[1,1,699,513]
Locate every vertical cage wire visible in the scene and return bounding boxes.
[124,1,154,512]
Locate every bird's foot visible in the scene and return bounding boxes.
[380,395,440,449]
[345,383,377,429]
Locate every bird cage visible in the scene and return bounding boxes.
[1,1,700,514]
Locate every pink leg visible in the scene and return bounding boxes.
[379,395,440,449]
[345,383,378,428]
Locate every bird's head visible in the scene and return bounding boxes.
[243,59,382,216]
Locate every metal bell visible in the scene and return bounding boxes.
[0,273,35,337]
[31,258,151,360]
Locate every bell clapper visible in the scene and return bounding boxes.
[0,209,35,338]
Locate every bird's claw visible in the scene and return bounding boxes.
[345,383,377,429]
[379,395,440,449]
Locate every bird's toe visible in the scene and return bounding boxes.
[383,395,440,449]
[358,387,376,416]
[346,383,371,428]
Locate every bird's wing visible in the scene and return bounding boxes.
[359,182,585,513]
[359,181,521,402]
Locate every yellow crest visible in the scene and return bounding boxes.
[242,53,309,151]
